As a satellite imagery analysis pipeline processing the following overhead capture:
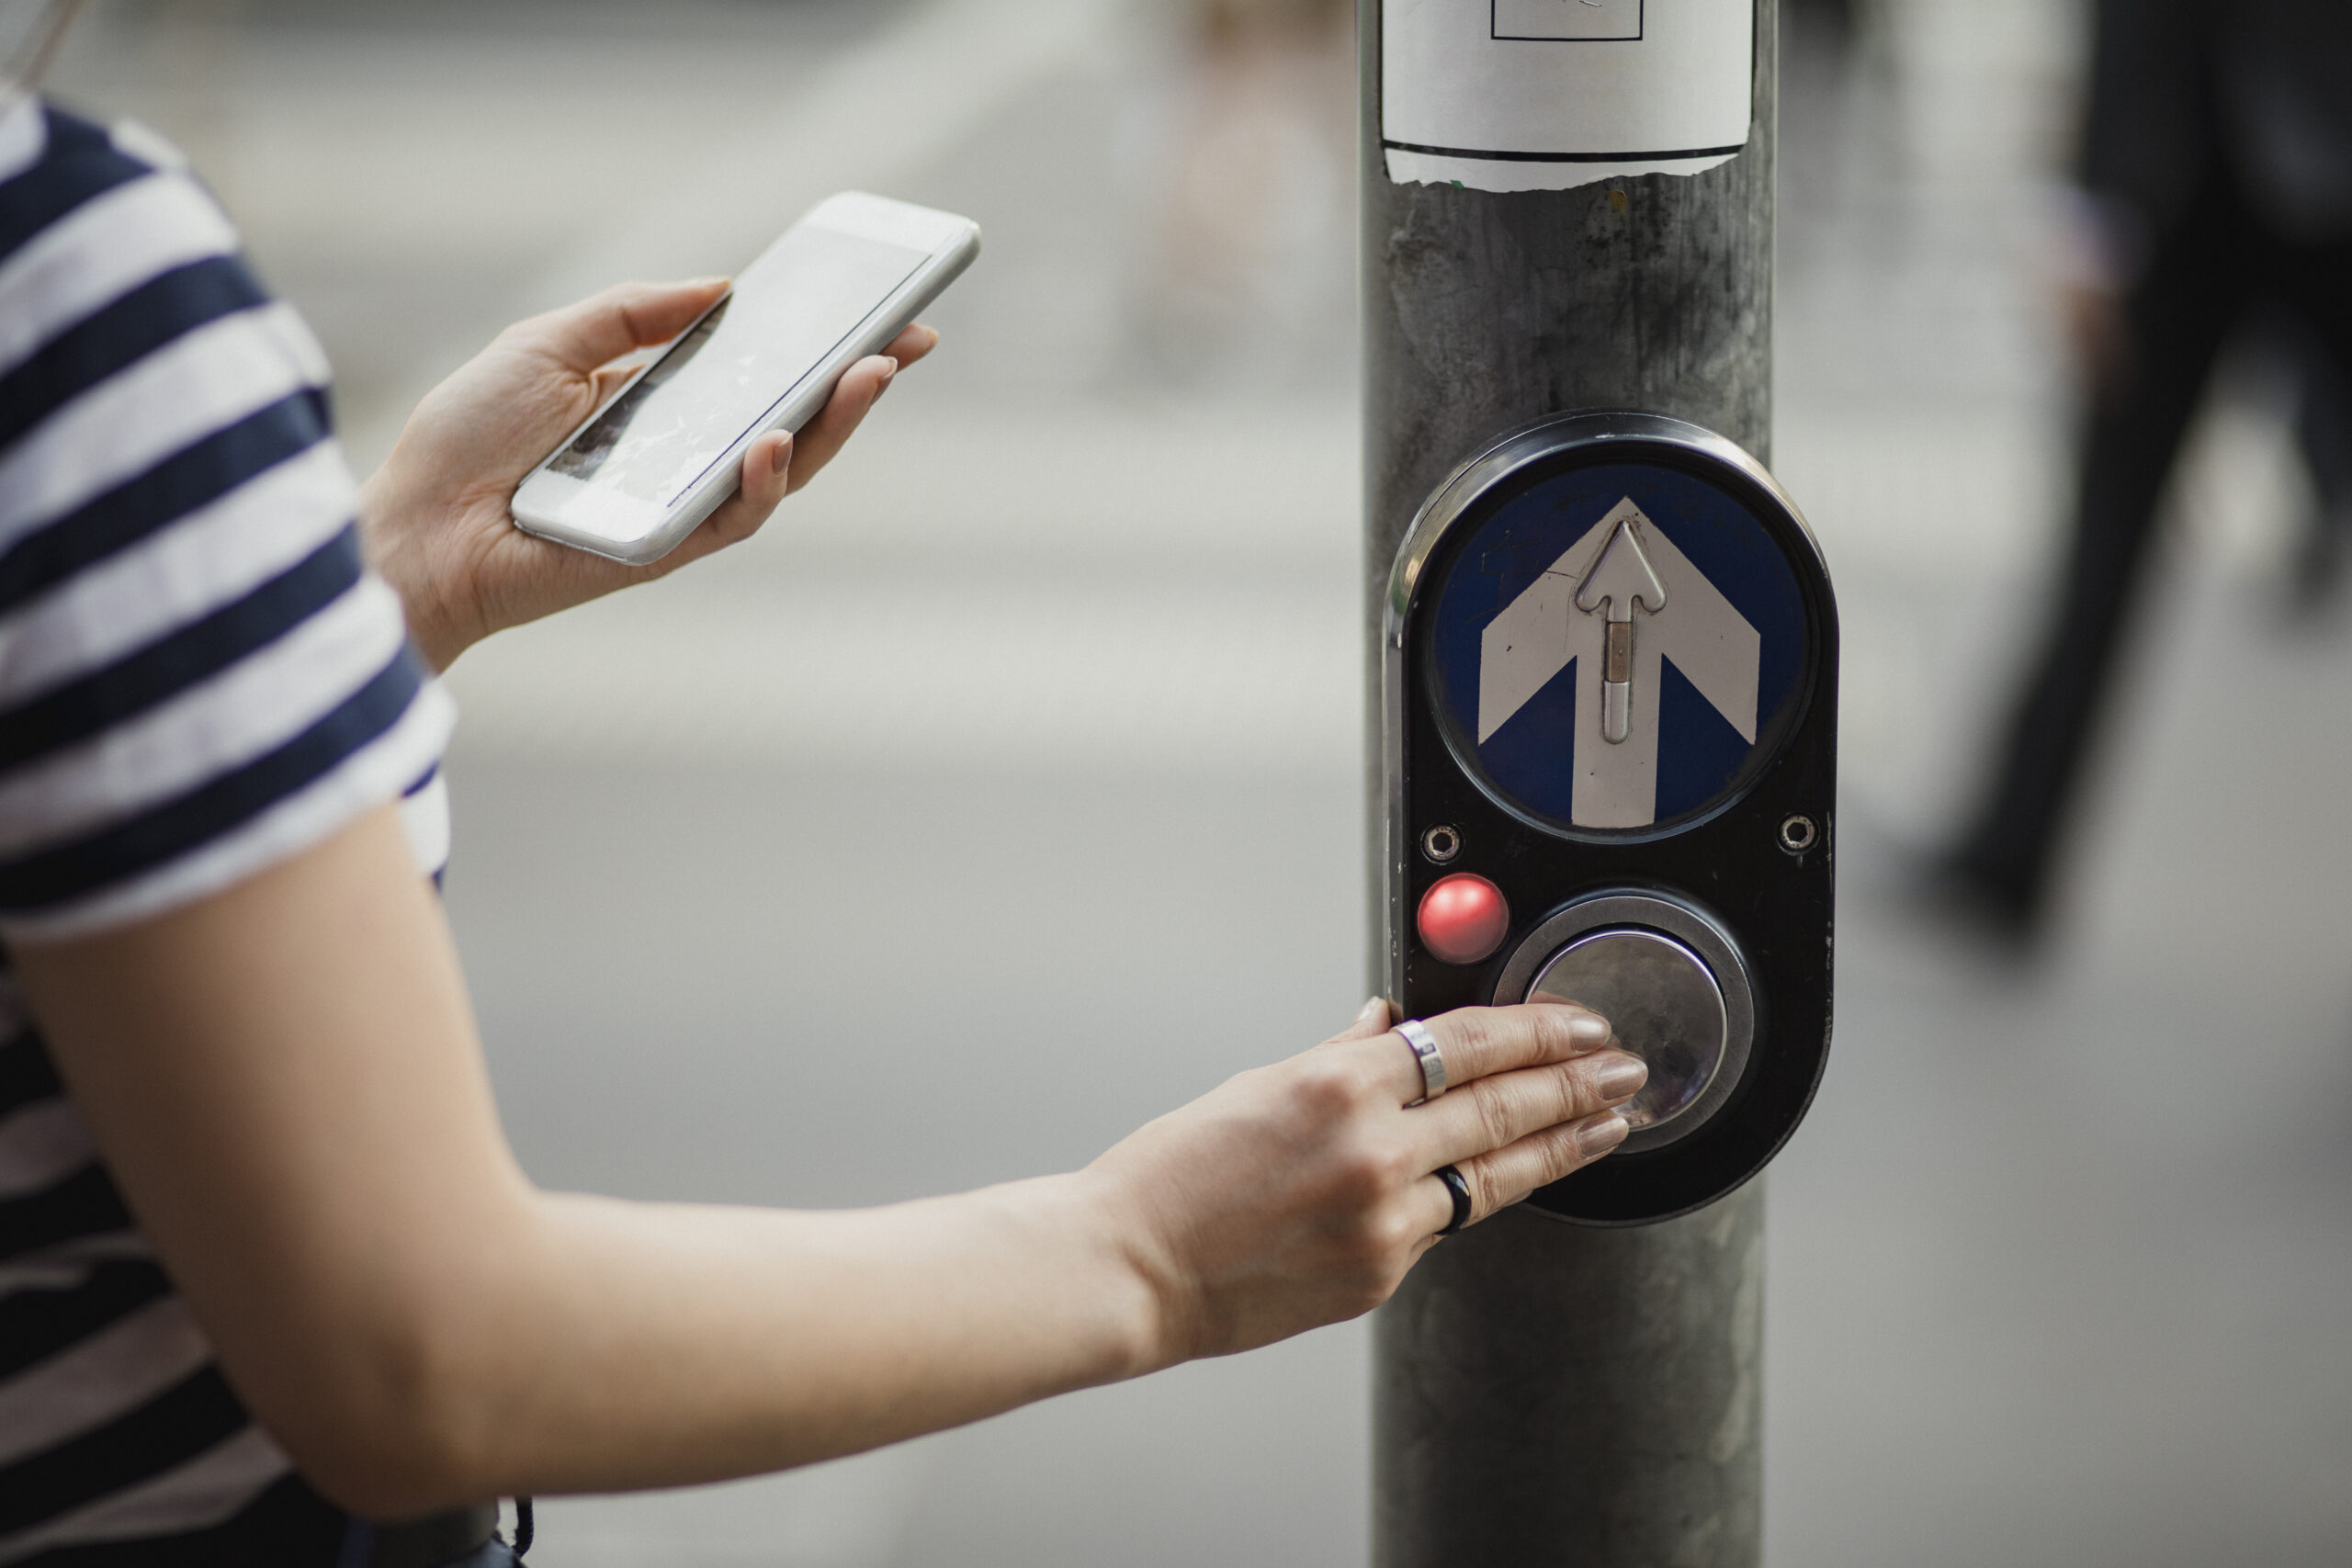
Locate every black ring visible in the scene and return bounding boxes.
[1434,1165,1473,1237]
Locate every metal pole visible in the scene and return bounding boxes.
[1362,5,1777,1565]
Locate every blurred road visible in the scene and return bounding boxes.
[48,0,2352,1563]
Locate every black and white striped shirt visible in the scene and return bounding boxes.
[0,98,454,1562]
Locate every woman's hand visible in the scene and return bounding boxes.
[358,278,938,672]
[1094,997,1644,1368]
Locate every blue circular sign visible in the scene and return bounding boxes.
[1425,461,1809,835]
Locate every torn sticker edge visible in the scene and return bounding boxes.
[1385,144,1743,194]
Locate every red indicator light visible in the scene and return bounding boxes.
[1417,874,1510,966]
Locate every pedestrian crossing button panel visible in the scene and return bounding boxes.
[1385,412,1837,1224]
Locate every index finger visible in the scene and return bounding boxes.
[1372,1001,1611,1105]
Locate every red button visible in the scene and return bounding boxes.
[1417,874,1510,966]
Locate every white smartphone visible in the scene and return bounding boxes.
[511,192,981,564]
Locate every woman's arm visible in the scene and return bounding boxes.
[16,807,1637,1519]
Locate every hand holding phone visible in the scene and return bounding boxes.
[511,193,981,565]
[361,271,946,671]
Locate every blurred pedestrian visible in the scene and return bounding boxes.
[1131,0,1352,384]
[1941,0,2352,937]
[2286,328,2352,612]
[1784,0,1861,56]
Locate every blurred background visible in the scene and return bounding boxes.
[43,0,2352,1562]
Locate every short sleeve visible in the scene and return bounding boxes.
[0,104,453,941]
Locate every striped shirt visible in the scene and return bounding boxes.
[0,98,454,1561]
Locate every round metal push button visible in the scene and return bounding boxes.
[1490,892,1757,1154]
[1528,930,1726,1134]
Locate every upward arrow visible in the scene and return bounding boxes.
[1574,515,1668,623]
[1573,515,1668,744]
[1476,496,1762,829]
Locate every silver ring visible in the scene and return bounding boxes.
[1396,1019,1448,1104]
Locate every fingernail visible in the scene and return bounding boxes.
[1564,1008,1611,1055]
[1357,997,1389,1025]
[875,356,899,397]
[1591,1052,1648,1101]
[1574,1111,1631,1160]
[769,434,792,476]
[687,275,729,289]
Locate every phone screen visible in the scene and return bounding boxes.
[548,224,930,504]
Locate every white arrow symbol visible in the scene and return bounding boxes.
[1573,511,1668,745]
[1476,497,1761,829]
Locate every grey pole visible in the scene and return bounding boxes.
[1362,5,1777,1565]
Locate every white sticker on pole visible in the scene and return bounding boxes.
[1382,0,1754,193]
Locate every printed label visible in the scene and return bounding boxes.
[1384,0,1753,193]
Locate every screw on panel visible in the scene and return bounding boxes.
[1778,814,1818,854]
[1420,824,1463,864]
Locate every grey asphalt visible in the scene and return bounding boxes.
[47,1,2352,1563]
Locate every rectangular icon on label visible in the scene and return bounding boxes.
[1493,0,1641,41]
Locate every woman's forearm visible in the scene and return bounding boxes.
[22,810,1155,1517]
[424,1176,1160,1505]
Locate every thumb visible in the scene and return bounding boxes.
[524,277,729,374]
